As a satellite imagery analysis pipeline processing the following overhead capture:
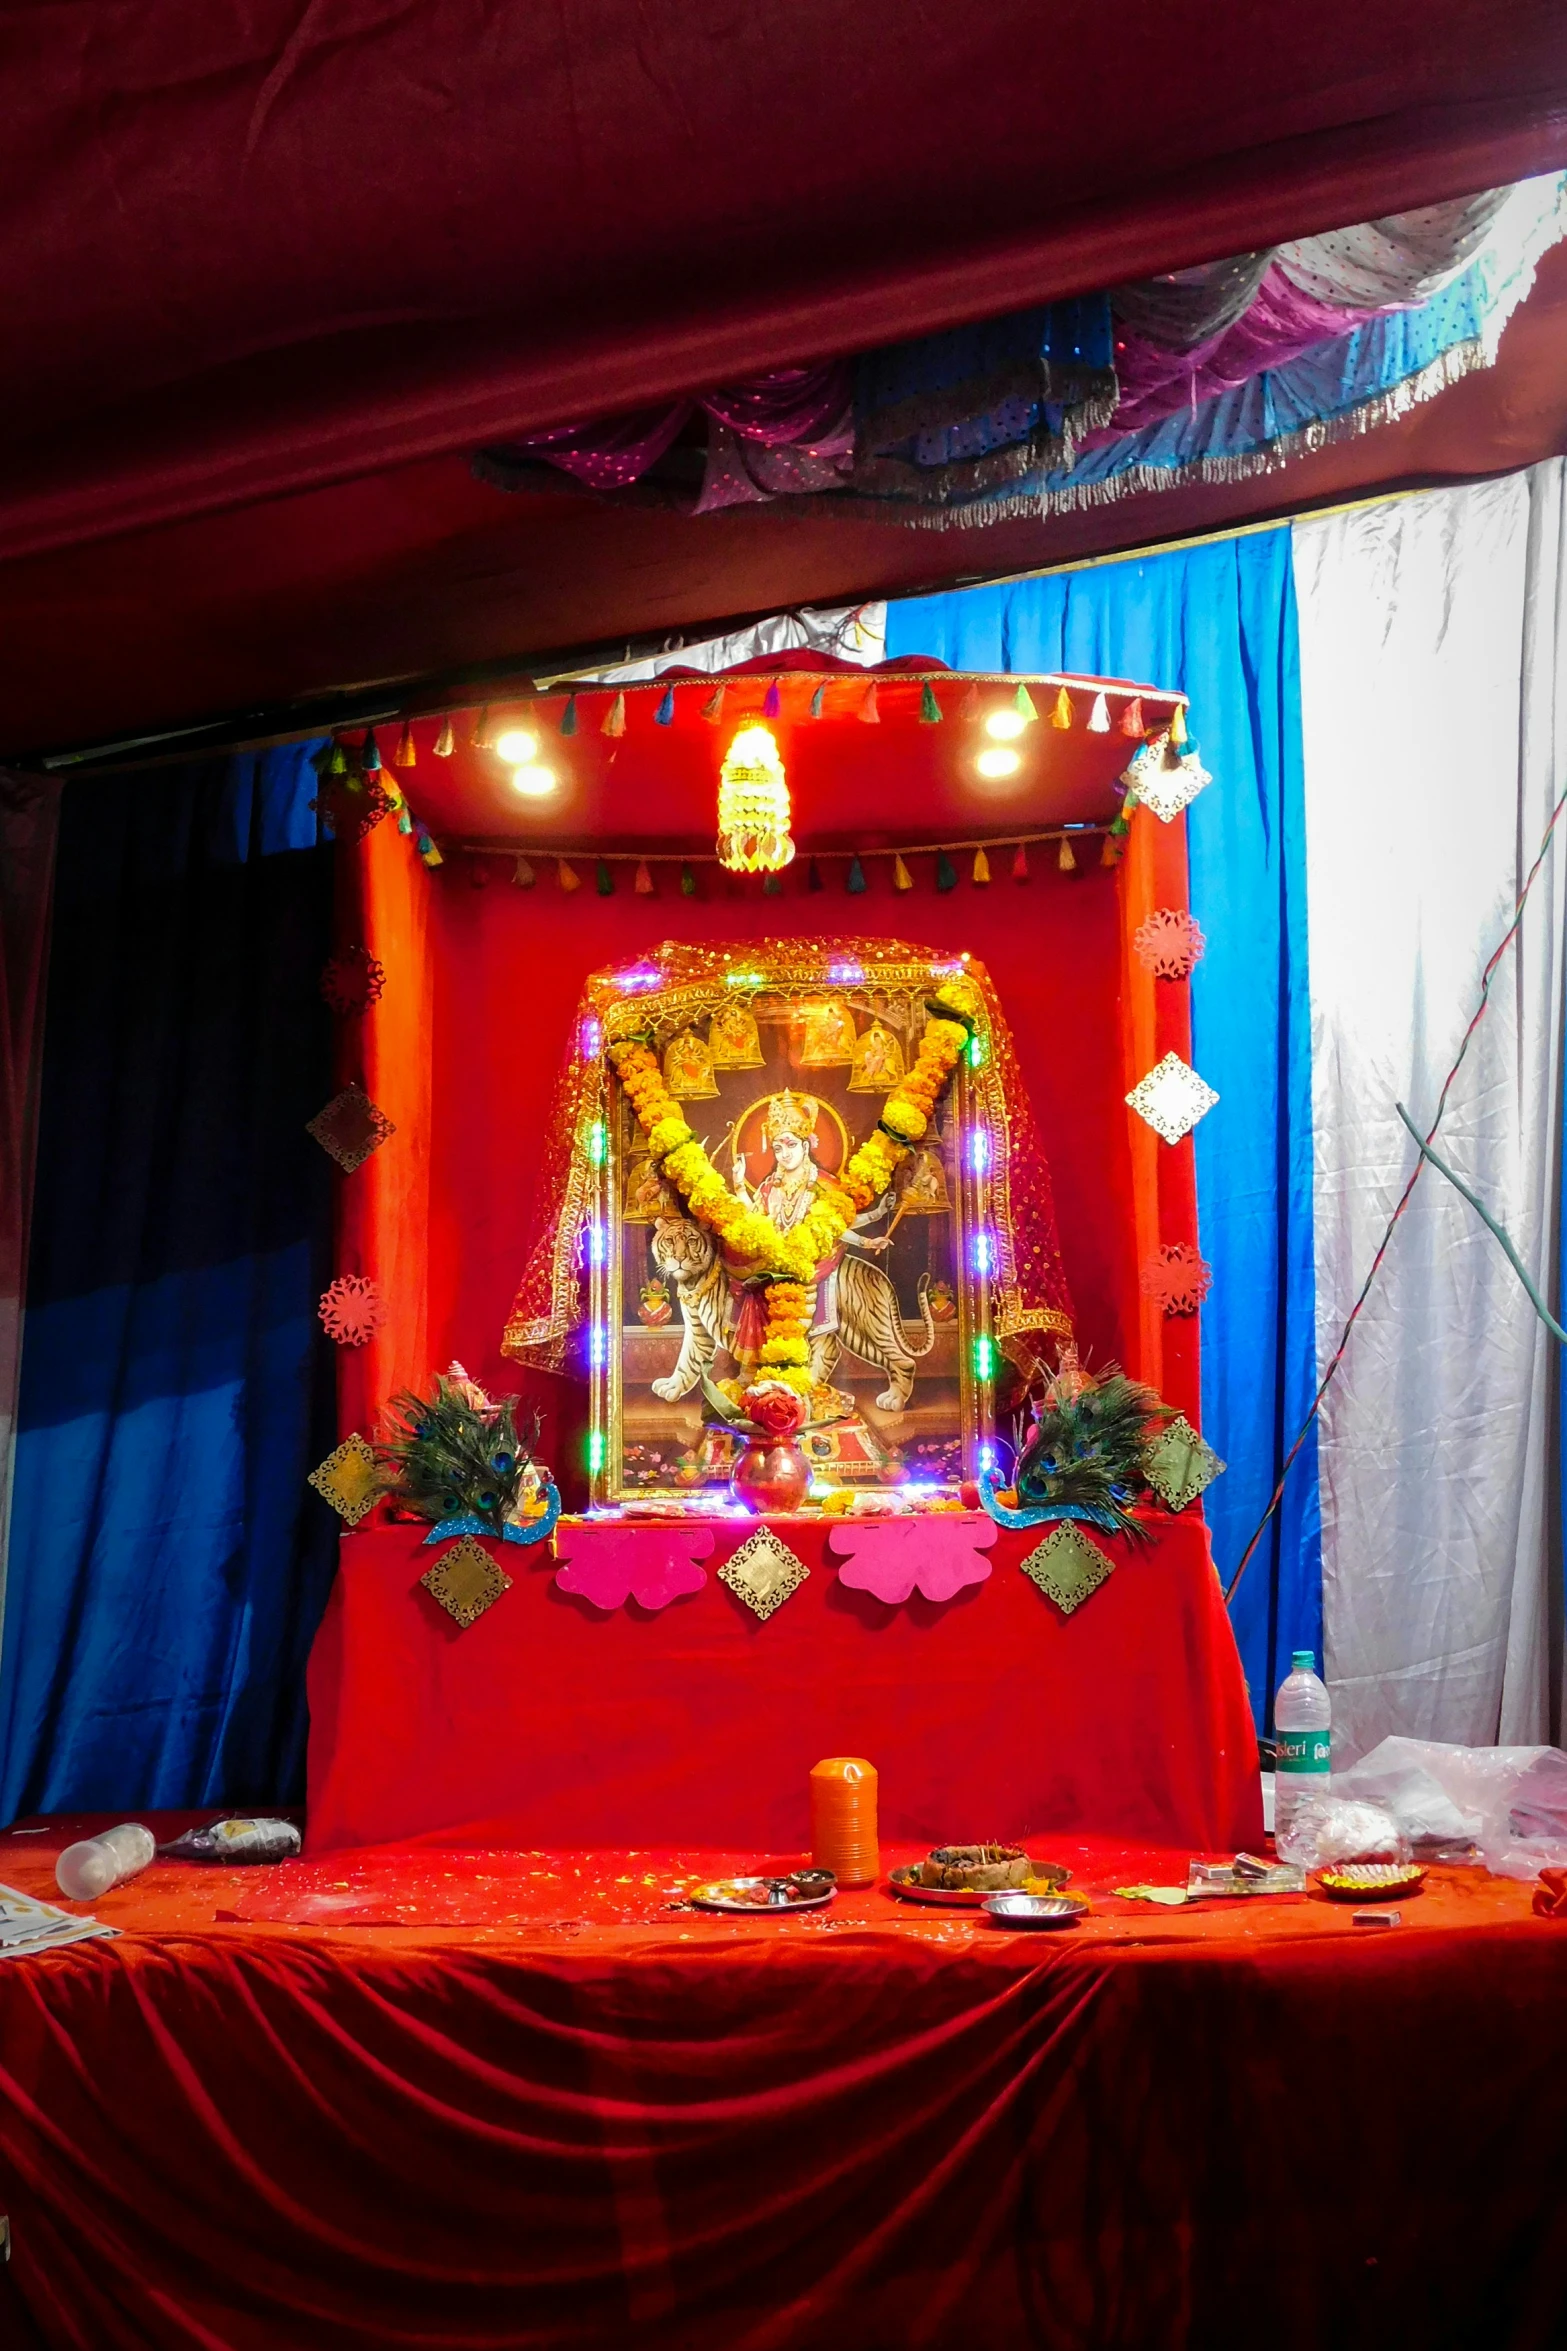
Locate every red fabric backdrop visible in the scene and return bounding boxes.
[306,1515,1260,1856]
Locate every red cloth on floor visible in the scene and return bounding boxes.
[306,1514,1260,1855]
[0,1823,1565,2350]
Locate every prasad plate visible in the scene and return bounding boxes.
[886,1862,1068,1907]
[982,1892,1089,1930]
[688,1877,836,1913]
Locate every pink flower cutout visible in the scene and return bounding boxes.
[1139,1242,1213,1317]
[554,1525,714,1612]
[827,1515,997,1605]
[318,1274,388,1347]
[1132,907,1206,981]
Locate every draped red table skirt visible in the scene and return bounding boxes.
[0,1823,1565,2351]
[305,1513,1260,1854]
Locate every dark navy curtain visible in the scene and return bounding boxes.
[0,747,339,1818]
[887,532,1321,1728]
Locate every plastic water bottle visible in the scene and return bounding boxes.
[1273,1651,1331,1860]
[55,1821,156,1902]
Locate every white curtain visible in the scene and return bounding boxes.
[1293,463,1567,1760]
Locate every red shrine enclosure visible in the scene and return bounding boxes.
[305,658,1244,1854]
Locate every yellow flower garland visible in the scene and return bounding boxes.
[607,988,973,1391]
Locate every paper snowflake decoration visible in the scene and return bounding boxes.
[1139,1242,1213,1317]
[1132,907,1206,981]
[306,1083,395,1173]
[1125,1053,1219,1145]
[318,1275,388,1347]
[1121,735,1211,824]
[319,944,386,1017]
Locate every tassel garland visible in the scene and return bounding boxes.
[762,679,781,718]
[395,723,416,768]
[859,682,880,724]
[560,695,578,737]
[936,852,957,893]
[361,728,382,772]
[472,706,493,749]
[1051,686,1073,729]
[602,693,626,739]
[960,683,982,721]
[1011,843,1030,883]
[762,871,784,897]
[892,853,914,892]
[1169,703,1188,749]
[919,680,942,724]
[327,740,348,775]
[633,860,655,896]
[434,717,455,758]
[512,856,535,888]
[558,858,581,893]
[846,855,867,894]
[1087,694,1110,734]
[701,685,725,724]
[809,683,826,719]
[596,857,615,895]
[655,685,675,726]
[807,859,825,893]
[1058,835,1077,873]
[679,862,697,898]
[971,847,991,885]
[1014,685,1038,722]
[1120,697,1144,738]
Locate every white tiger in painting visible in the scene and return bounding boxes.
[646,1215,936,1411]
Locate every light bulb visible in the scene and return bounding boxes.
[510,762,558,797]
[494,727,539,765]
[984,709,1026,741]
[975,746,1022,780]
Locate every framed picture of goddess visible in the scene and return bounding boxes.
[590,954,994,1506]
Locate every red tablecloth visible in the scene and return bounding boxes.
[0,1821,1565,2351]
[306,1513,1260,1854]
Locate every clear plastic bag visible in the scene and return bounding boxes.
[1330,1739,1567,1881]
[157,1817,302,1865]
[1275,1796,1409,1870]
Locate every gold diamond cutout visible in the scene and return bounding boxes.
[1143,1415,1225,1512]
[307,1432,384,1527]
[1020,1523,1116,1615]
[306,1083,396,1173]
[719,1527,810,1621]
[1125,1052,1218,1145]
[420,1535,513,1629]
[1123,738,1212,824]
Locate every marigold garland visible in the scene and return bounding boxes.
[608,985,973,1389]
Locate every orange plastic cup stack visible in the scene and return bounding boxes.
[810,1756,879,1886]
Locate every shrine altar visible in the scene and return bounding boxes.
[305,1513,1260,1853]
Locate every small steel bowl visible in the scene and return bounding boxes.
[981,1892,1085,1930]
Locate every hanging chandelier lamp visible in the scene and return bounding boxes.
[716,724,794,873]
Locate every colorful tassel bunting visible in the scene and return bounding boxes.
[1087,694,1110,734]
[701,684,726,724]
[1051,687,1073,729]
[327,740,348,775]
[558,858,581,893]
[1101,831,1125,868]
[1011,843,1030,883]
[807,859,825,893]
[859,682,880,725]
[762,871,784,897]
[1058,835,1077,873]
[960,683,982,721]
[471,705,493,749]
[762,679,781,718]
[560,694,579,737]
[972,847,991,885]
[1170,702,1189,749]
[892,853,914,892]
[1121,697,1144,739]
[396,808,413,836]
[919,681,942,724]
[679,862,698,898]
[361,728,382,772]
[633,860,655,896]
[602,694,626,739]
[810,683,826,719]
[512,856,535,888]
[395,722,417,768]
[433,717,455,758]
[936,852,958,894]
[655,685,675,727]
[846,855,867,894]
[596,857,615,895]
[1014,684,1039,722]
[416,831,443,868]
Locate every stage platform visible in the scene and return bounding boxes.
[1,1819,1565,2350]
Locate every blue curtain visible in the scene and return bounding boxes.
[0,747,340,1817]
[886,532,1320,1726]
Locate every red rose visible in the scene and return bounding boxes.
[742,1385,807,1437]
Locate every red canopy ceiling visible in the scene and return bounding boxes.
[7,2,1567,754]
